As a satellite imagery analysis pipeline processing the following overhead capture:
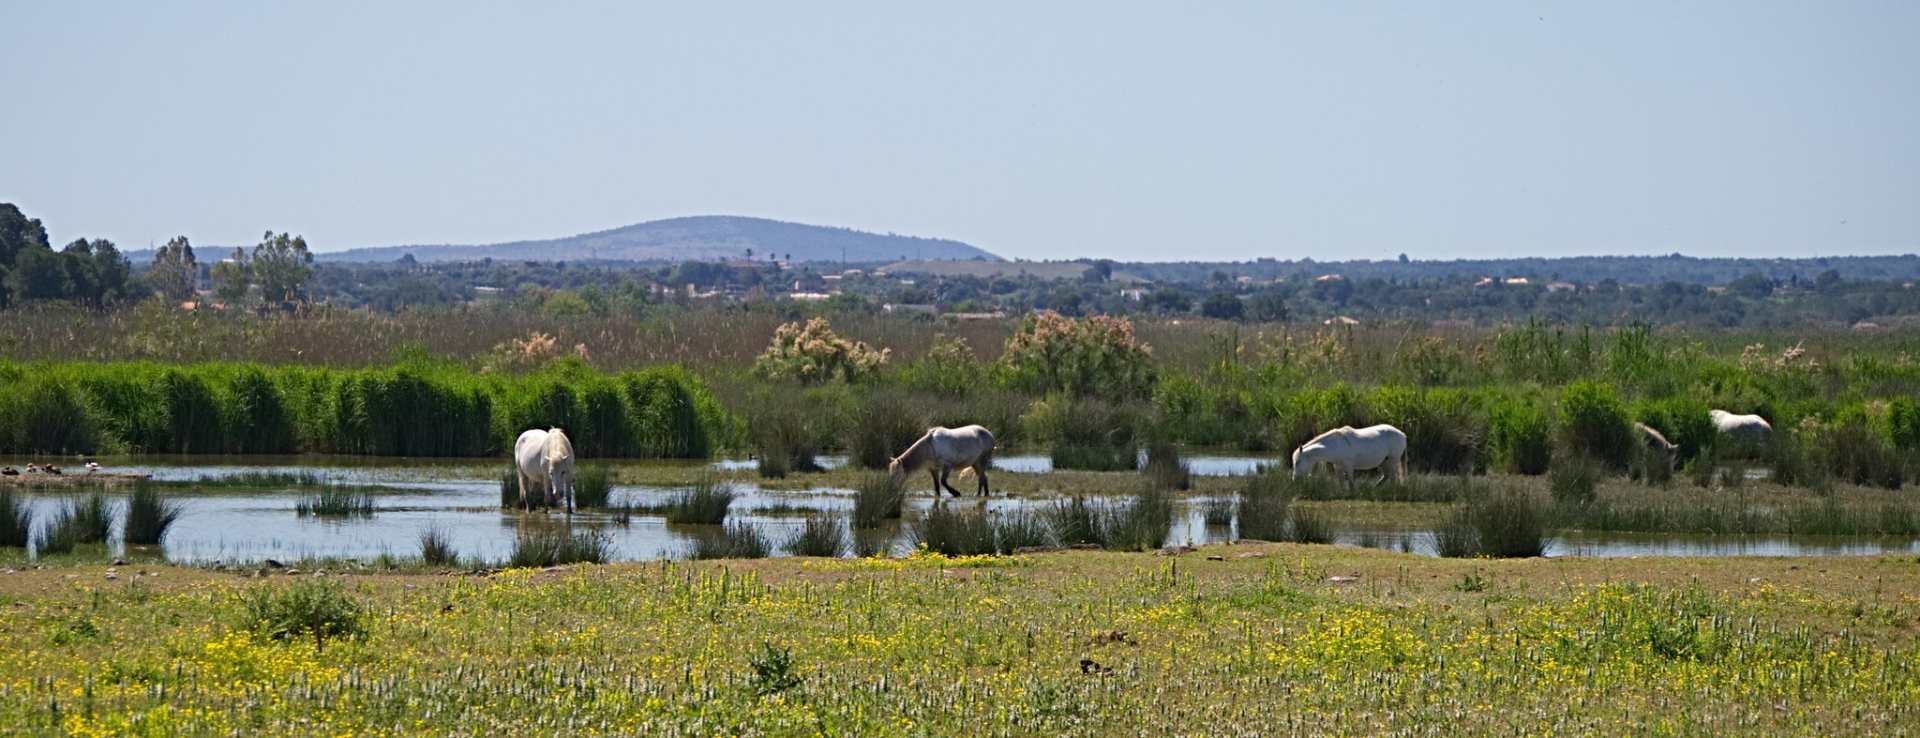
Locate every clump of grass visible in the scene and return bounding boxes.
[748,641,803,696]
[1287,507,1333,544]
[992,511,1053,552]
[507,526,611,567]
[0,490,30,548]
[1045,497,1101,546]
[1439,490,1547,558]
[123,484,181,545]
[37,507,80,555]
[1769,431,1829,491]
[1688,444,1719,489]
[785,514,846,557]
[205,471,328,489]
[1142,440,1191,491]
[664,478,736,525]
[1549,455,1600,506]
[573,465,613,508]
[419,527,457,567]
[67,494,113,544]
[913,505,998,556]
[848,390,926,470]
[240,579,366,651]
[1202,497,1237,526]
[851,473,905,529]
[692,522,771,560]
[1235,471,1292,542]
[296,489,375,517]
[851,528,894,558]
[499,467,521,508]
[1099,485,1173,551]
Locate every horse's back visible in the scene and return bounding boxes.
[514,429,549,478]
[929,425,993,463]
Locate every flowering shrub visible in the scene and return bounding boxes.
[999,311,1154,398]
[753,318,889,384]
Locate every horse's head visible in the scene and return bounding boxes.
[1290,446,1312,479]
[887,456,907,486]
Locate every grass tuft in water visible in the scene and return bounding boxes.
[851,473,905,529]
[913,505,998,556]
[692,522,771,560]
[573,465,613,508]
[419,527,458,567]
[296,489,375,517]
[0,490,30,548]
[1439,489,1548,558]
[785,514,846,557]
[61,494,113,545]
[664,478,736,525]
[507,526,610,567]
[123,484,182,545]
[1142,440,1191,491]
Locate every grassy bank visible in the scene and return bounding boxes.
[1,546,1916,735]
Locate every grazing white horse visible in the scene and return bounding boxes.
[514,427,578,514]
[1633,422,1679,469]
[1291,424,1408,484]
[890,425,996,498]
[1712,409,1766,443]
[1709,410,1772,449]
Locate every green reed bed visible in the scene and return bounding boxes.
[0,360,724,459]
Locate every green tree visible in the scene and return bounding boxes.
[252,231,314,306]
[211,247,251,304]
[1248,290,1289,322]
[5,247,71,300]
[0,203,51,307]
[1200,292,1245,320]
[149,236,199,301]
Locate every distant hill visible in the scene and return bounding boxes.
[316,216,997,264]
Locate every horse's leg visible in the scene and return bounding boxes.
[976,467,990,497]
[929,469,942,500]
[518,471,532,513]
[939,467,963,498]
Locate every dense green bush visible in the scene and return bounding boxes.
[1556,381,1634,469]
[999,311,1155,399]
[242,580,367,650]
[1025,395,1143,472]
[1489,400,1552,475]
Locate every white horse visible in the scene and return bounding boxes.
[514,427,578,514]
[1633,422,1679,469]
[1291,424,1408,485]
[890,425,996,498]
[1709,410,1772,454]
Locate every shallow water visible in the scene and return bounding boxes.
[4,457,1913,564]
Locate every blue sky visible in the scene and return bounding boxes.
[3,1,1915,261]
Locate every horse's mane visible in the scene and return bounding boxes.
[895,428,936,470]
[1301,426,1355,449]
[545,427,574,462]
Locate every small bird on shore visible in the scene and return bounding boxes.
[45,465,62,475]
[0,467,16,476]
[24,464,39,474]
[86,461,101,473]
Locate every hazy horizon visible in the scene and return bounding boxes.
[4,2,1916,261]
